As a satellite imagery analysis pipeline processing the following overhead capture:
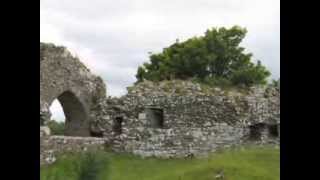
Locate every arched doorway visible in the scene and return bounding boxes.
[49,91,90,137]
[50,99,65,122]
[48,99,65,135]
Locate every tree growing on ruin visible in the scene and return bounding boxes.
[136,26,271,87]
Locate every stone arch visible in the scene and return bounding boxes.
[53,91,89,136]
[40,43,107,137]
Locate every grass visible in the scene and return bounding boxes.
[40,151,109,180]
[41,145,279,180]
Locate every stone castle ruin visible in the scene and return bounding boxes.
[40,43,280,165]
[40,43,106,136]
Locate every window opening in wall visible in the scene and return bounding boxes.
[268,124,279,138]
[249,123,266,140]
[113,116,123,135]
[146,108,164,128]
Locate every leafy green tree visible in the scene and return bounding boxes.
[47,120,65,135]
[271,78,280,87]
[136,26,271,87]
[230,61,271,86]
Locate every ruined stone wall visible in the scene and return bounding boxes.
[97,81,280,158]
[40,42,280,163]
[40,43,106,136]
[40,131,106,165]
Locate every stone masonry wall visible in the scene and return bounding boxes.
[40,131,107,165]
[95,80,280,158]
[40,43,106,136]
[40,43,280,164]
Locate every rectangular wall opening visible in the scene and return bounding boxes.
[113,117,123,135]
[146,108,164,128]
[249,123,266,140]
[268,124,279,138]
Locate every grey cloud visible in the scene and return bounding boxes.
[41,0,137,20]
[41,0,280,97]
[41,0,255,21]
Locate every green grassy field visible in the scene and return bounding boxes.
[41,146,280,180]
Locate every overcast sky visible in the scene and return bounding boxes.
[41,0,280,121]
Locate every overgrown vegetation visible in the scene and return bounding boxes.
[41,151,109,180]
[271,78,280,88]
[76,152,109,180]
[41,146,279,180]
[47,120,65,135]
[136,26,271,87]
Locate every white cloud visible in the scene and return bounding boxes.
[41,0,280,118]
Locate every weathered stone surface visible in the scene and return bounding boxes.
[40,136,107,165]
[96,80,280,158]
[40,43,280,165]
[40,43,106,136]
[40,126,51,136]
